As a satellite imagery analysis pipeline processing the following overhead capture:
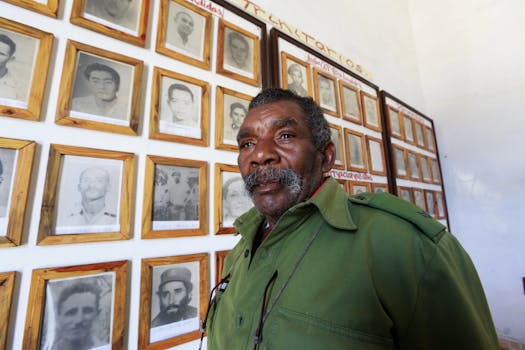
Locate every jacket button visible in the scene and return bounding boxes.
[244,249,250,258]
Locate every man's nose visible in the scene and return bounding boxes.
[252,138,279,166]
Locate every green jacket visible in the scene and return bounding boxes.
[206,178,498,349]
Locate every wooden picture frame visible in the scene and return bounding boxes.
[38,144,135,245]
[139,253,209,349]
[23,260,129,350]
[215,250,230,284]
[71,0,150,47]
[435,192,447,219]
[280,51,311,97]
[0,18,53,121]
[397,186,413,203]
[156,0,212,69]
[2,0,59,17]
[424,190,436,217]
[347,181,370,195]
[402,113,416,145]
[360,91,381,132]
[392,145,408,179]
[217,19,260,86]
[0,271,15,350]
[328,123,345,170]
[414,121,427,149]
[426,125,436,153]
[387,106,404,140]
[56,40,143,135]
[430,157,442,185]
[339,81,362,124]
[371,183,388,193]
[365,135,386,176]
[0,137,35,247]
[215,86,251,152]
[150,66,210,147]
[142,155,207,239]
[407,151,422,182]
[344,129,367,173]
[420,155,432,183]
[412,187,426,211]
[313,68,339,117]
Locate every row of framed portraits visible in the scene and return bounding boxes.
[336,180,389,196]
[0,251,231,349]
[0,137,253,247]
[387,106,437,153]
[392,145,442,185]
[398,187,447,220]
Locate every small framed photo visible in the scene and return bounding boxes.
[0,137,35,247]
[344,129,367,173]
[339,81,362,124]
[56,40,143,135]
[371,183,388,193]
[156,0,212,69]
[402,114,416,145]
[407,151,421,182]
[139,253,209,349]
[424,190,436,217]
[365,136,386,176]
[0,271,15,350]
[420,155,432,183]
[215,250,230,284]
[387,106,404,139]
[397,186,413,203]
[38,144,135,245]
[360,91,381,132]
[435,192,446,219]
[214,163,253,234]
[281,52,311,97]
[328,123,345,170]
[430,158,441,185]
[426,126,436,153]
[393,145,408,179]
[313,69,339,117]
[414,121,427,149]
[0,18,53,121]
[142,155,207,239]
[217,19,260,86]
[347,181,370,195]
[412,188,426,211]
[150,67,210,147]
[2,0,59,17]
[215,86,251,152]
[71,0,150,47]
[23,260,128,350]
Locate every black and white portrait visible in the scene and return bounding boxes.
[413,189,425,210]
[367,138,384,174]
[0,148,17,236]
[165,1,206,60]
[363,94,379,128]
[436,192,445,218]
[40,273,114,350]
[54,155,122,235]
[286,61,308,97]
[395,148,407,176]
[317,74,336,111]
[415,122,426,148]
[430,158,440,183]
[222,172,252,227]
[0,28,38,108]
[403,115,415,143]
[329,127,343,167]
[70,52,133,125]
[425,191,436,217]
[347,133,365,169]
[223,27,254,76]
[149,262,200,342]
[421,156,431,182]
[222,94,249,145]
[426,127,435,152]
[399,188,412,203]
[341,85,360,120]
[158,76,202,139]
[408,152,420,180]
[352,184,368,195]
[152,164,199,230]
[388,107,402,137]
[83,0,141,34]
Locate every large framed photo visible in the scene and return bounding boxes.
[142,155,207,239]
[156,0,212,69]
[214,163,253,234]
[0,271,15,350]
[412,187,426,211]
[339,81,362,124]
[360,91,381,132]
[281,51,311,97]
[313,68,339,117]
[0,138,35,247]
[0,18,53,121]
[23,260,128,350]
[215,250,230,284]
[393,145,408,179]
[2,0,59,17]
[344,128,367,173]
[365,136,386,176]
[139,253,209,349]
[56,40,143,135]
[71,0,150,47]
[215,86,251,152]
[150,67,210,147]
[328,123,345,170]
[387,106,403,140]
[402,113,416,145]
[38,144,135,245]
[217,19,260,86]
[407,151,421,182]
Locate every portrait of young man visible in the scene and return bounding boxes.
[204,88,498,350]
[286,62,308,97]
[222,93,249,144]
[165,2,205,59]
[317,74,336,111]
[223,27,253,75]
[83,0,140,32]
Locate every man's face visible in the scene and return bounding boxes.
[159,281,190,317]
[57,292,98,343]
[103,0,131,18]
[0,42,14,69]
[229,36,249,68]
[230,106,246,129]
[319,79,331,103]
[290,69,302,85]
[225,179,252,218]
[78,168,109,201]
[87,70,118,101]
[237,100,334,221]
[168,89,193,121]
[175,12,194,38]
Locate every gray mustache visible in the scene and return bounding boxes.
[244,167,302,196]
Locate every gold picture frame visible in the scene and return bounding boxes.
[215,86,251,152]
[412,187,426,211]
[215,250,230,284]
[344,128,367,173]
[414,120,427,149]
[328,123,345,170]
[407,150,422,182]
[347,181,370,195]
[402,113,416,146]
[38,144,135,245]
[420,155,432,183]
[339,81,362,124]
[3,0,59,17]
[365,135,386,176]
[280,51,311,97]
[424,190,436,218]
[430,157,442,185]
[387,106,404,140]
[393,145,409,179]
[435,192,447,219]
[313,68,339,117]
[360,91,381,132]
[426,125,436,153]
[0,271,15,350]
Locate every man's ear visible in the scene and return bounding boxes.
[321,140,336,173]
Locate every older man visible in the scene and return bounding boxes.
[204,88,498,349]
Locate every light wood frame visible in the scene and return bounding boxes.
[387,105,404,140]
[0,271,15,350]
[215,250,230,284]
[38,144,135,245]
[424,189,436,218]
[56,40,143,135]
[313,68,340,117]
[280,51,312,97]
[344,128,367,173]
[435,192,447,219]
[328,123,345,170]
[2,0,59,17]
[392,145,409,179]
[139,253,209,349]
[412,187,426,211]
[71,0,150,47]
[425,125,436,153]
[0,137,35,247]
[420,155,432,183]
[414,120,427,149]
[430,157,442,185]
[215,86,251,152]
[397,186,413,203]
[142,155,207,239]
[150,66,210,147]
[347,181,370,195]
[407,150,422,182]
[365,135,387,176]
[339,81,362,124]
[0,18,53,121]
[371,183,388,193]
[402,113,416,146]
[217,19,260,86]
[23,260,128,350]
[156,0,212,69]
[360,91,381,132]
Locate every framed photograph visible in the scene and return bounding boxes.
[38,144,135,245]
[139,253,209,349]
[365,136,386,176]
[217,19,260,86]
[313,68,339,117]
[150,67,210,147]
[430,158,442,185]
[424,190,436,217]
[402,114,416,145]
[0,18,53,121]
[412,187,426,211]
[2,0,59,17]
[435,192,446,219]
[426,126,436,152]
[420,155,432,183]
[23,260,128,350]
[142,155,207,239]
[397,186,413,203]
[281,51,311,97]
[0,271,15,350]
[339,81,362,124]
[328,123,345,170]
[407,151,421,182]
[0,137,35,247]
[387,106,403,139]
[156,0,212,69]
[392,145,408,179]
[215,250,230,284]
[215,86,251,152]
[347,181,370,195]
[214,163,253,235]
[371,183,388,193]
[414,121,427,149]
[360,91,381,132]
[344,129,367,173]
[56,40,143,135]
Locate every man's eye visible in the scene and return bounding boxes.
[280,133,293,140]
[240,141,254,149]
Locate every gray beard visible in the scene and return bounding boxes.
[243,167,302,198]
